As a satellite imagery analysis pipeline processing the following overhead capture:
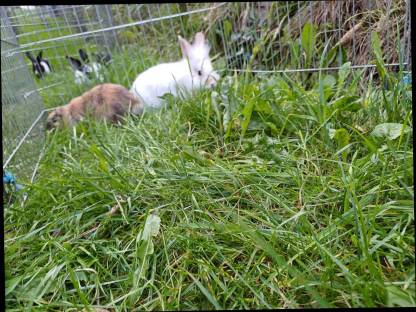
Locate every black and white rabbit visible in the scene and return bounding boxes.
[78,49,105,81]
[66,49,105,85]
[66,55,93,85]
[26,50,52,79]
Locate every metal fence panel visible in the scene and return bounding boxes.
[1,6,45,183]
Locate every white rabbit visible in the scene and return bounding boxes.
[131,32,220,108]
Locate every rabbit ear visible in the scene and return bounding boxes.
[178,35,192,58]
[66,56,82,70]
[79,49,89,62]
[193,32,206,46]
[26,52,36,62]
[37,50,43,60]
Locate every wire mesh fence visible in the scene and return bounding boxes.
[1,6,45,184]
[1,2,412,188]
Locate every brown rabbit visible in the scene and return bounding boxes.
[46,83,144,130]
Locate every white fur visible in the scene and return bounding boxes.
[91,62,104,81]
[131,32,219,108]
[74,70,89,85]
[40,61,51,74]
[74,62,104,85]
[84,62,104,82]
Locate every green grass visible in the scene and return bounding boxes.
[3,7,414,309]
[4,55,414,309]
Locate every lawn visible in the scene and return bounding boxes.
[4,47,414,309]
[3,5,414,311]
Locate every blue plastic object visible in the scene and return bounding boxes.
[3,172,16,184]
[402,73,411,85]
[3,171,23,190]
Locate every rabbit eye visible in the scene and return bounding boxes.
[198,70,202,76]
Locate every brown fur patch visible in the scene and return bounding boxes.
[46,83,143,129]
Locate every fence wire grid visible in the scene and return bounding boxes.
[1,2,412,188]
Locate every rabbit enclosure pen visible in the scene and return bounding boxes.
[2,2,414,310]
